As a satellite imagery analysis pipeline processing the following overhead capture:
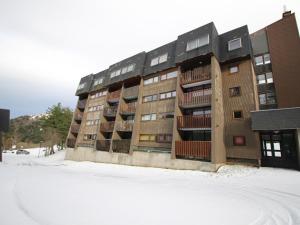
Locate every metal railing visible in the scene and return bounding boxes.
[112,139,131,153]
[175,141,211,160]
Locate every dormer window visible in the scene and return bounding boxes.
[77,82,86,90]
[228,38,242,51]
[186,34,209,51]
[93,78,103,86]
[110,64,136,78]
[150,53,168,66]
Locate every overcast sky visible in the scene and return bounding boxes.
[0,0,299,118]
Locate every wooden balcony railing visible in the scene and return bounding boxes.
[74,111,83,121]
[112,139,131,153]
[100,121,115,132]
[177,115,211,129]
[116,120,134,132]
[77,99,87,110]
[103,106,118,117]
[175,141,211,160]
[181,66,211,85]
[70,124,80,133]
[123,86,139,99]
[96,140,111,151]
[66,138,76,148]
[119,102,136,115]
[179,91,211,108]
[77,142,95,148]
[107,90,121,102]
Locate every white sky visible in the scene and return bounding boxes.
[0,0,299,118]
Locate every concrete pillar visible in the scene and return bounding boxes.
[211,56,226,164]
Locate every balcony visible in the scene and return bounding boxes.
[177,115,211,130]
[112,139,131,153]
[123,86,139,100]
[179,91,211,108]
[74,111,83,122]
[66,138,76,148]
[119,102,136,115]
[180,66,211,88]
[77,99,87,110]
[175,141,211,161]
[100,121,115,133]
[70,124,80,134]
[103,106,118,117]
[116,120,134,132]
[107,90,121,103]
[96,140,111,152]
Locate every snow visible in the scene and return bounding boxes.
[0,150,300,225]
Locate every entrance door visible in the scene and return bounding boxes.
[261,130,298,169]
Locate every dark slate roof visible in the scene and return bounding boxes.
[106,52,146,85]
[90,69,109,92]
[251,107,300,130]
[175,22,219,64]
[75,74,94,96]
[143,41,177,76]
[218,25,252,63]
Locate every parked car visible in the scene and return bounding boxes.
[16,150,30,155]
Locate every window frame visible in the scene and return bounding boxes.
[186,34,210,52]
[228,38,242,51]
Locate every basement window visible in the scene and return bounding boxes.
[228,38,242,51]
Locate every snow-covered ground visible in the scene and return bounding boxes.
[1,150,300,225]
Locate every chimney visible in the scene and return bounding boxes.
[282,5,292,18]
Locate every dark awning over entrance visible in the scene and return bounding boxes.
[251,107,300,131]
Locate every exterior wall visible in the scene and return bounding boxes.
[211,56,226,164]
[297,129,300,169]
[221,59,260,160]
[266,13,300,108]
[65,147,220,172]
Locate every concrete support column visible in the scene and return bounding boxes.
[211,56,226,164]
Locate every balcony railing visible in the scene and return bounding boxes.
[123,86,139,100]
[103,106,118,117]
[112,139,131,153]
[100,121,115,132]
[177,115,211,129]
[96,140,111,152]
[77,99,87,110]
[66,138,76,148]
[179,91,211,108]
[74,111,83,121]
[107,90,121,102]
[175,141,211,160]
[116,120,134,132]
[181,66,211,86]
[119,102,136,115]
[70,124,80,133]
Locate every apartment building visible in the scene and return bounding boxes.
[66,12,300,171]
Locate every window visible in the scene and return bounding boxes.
[161,71,177,80]
[233,136,246,146]
[141,113,156,121]
[110,64,136,78]
[144,76,159,85]
[160,91,176,100]
[233,110,243,119]
[255,56,264,66]
[259,92,276,105]
[83,134,97,141]
[186,34,209,51]
[156,134,172,143]
[77,83,86,90]
[229,87,241,97]
[255,53,271,66]
[229,66,239,74]
[140,134,156,142]
[151,53,168,66]
[88,104,103,112]
[93,78,103,86]
[257,72,273,85]
[91,90,107,99]
[143,94,158,103]
[228,38,242,51]
[259,94,267,105]
[160,112,174,119]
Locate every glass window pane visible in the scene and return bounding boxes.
[151,57,159,66]
[121,67,128,74]
[228,38,242,51]
[167,71,177,79]
[160,93,165,99]
[274,151,281,157]
[257,74,266,84]
[264,54,271,64]
[151,114,156,120]
[186,34,209,51]
[153,76,159,83]
[274,142,281,150]
[259,94,266,104]
[266,141,271,150]
[255,56,264,65]
[159,53,168,63]
[161,74,167,80]
[266,72,273,83]
[230,66,238,73]
[266,151,272,156]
